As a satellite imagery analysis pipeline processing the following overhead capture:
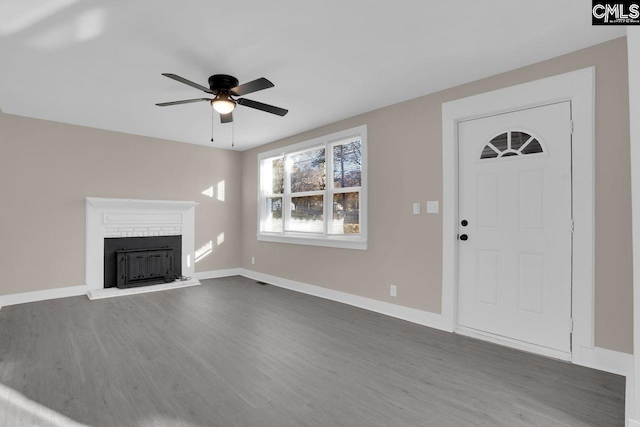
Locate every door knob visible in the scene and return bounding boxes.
[459,234,468,241]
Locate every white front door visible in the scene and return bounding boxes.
[457,101,572,354]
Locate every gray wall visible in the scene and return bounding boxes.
[240,37,633,354]
[0,113,243,294]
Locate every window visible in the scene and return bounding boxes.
[258,125,367,250]
[480,131,544,159]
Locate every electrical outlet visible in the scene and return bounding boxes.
[390,285,397,297]
[251,257,255,265]
[412,203,421,215]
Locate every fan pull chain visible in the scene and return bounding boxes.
[232,119,235,147]
[210,109,214,143]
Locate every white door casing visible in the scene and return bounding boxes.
[441,67,595,364]
[457,102,572,355]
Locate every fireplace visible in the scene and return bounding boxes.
[85,197,200,299]
[104,236,182,288]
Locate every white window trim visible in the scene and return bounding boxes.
[257,125,368,250]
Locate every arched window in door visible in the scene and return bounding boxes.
[480,131,544,159]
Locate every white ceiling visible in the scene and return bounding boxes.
[0,1,626,151]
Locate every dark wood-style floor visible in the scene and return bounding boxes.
[0,276,625,426]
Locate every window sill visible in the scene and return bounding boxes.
[257,233,367,250]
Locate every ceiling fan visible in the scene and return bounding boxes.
[156,73,288,123]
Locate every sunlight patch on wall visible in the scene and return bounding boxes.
[217,232,224,246]
[217,180,225,202]
[28,7,106,49]
[201,186,214,198]
[0,0,80,36]
[195,240,213,263]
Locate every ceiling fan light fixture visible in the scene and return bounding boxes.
[211,95,236,114]
[157,73,288,120]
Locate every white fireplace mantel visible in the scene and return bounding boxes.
[85,197,199,295]
[87,197,198,211]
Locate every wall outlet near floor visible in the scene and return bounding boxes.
[251,257,255,265]
[390,285,397,297]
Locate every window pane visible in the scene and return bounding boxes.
[288,195,324,233]
[480,145,499,159]
[264,197,282,232]
[331,192,360,234]
[522,139,544,154]
[489,133,508,152]
[263,156,284,194]
[511,131,531,151]
[290,148,325,192]
[333,139,362,188]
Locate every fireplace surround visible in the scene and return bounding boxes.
[86,197,199,299]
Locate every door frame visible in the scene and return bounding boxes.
[441,67,595,363]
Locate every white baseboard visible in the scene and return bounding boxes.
[0,285,88,309]
[239,268,453,333]
[576,346,633,377]
[628,375,637,427]
[192,268,241,280]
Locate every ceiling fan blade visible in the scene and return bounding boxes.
[237,98,288,116]
[220,112,233,123]
[231,78,274,96]
[155,98,211,107]
[162,73,213,94]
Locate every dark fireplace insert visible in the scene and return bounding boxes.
[104,236,182,288]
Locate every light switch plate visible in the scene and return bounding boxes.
[412,203,421,215]
[427,201,439,213]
